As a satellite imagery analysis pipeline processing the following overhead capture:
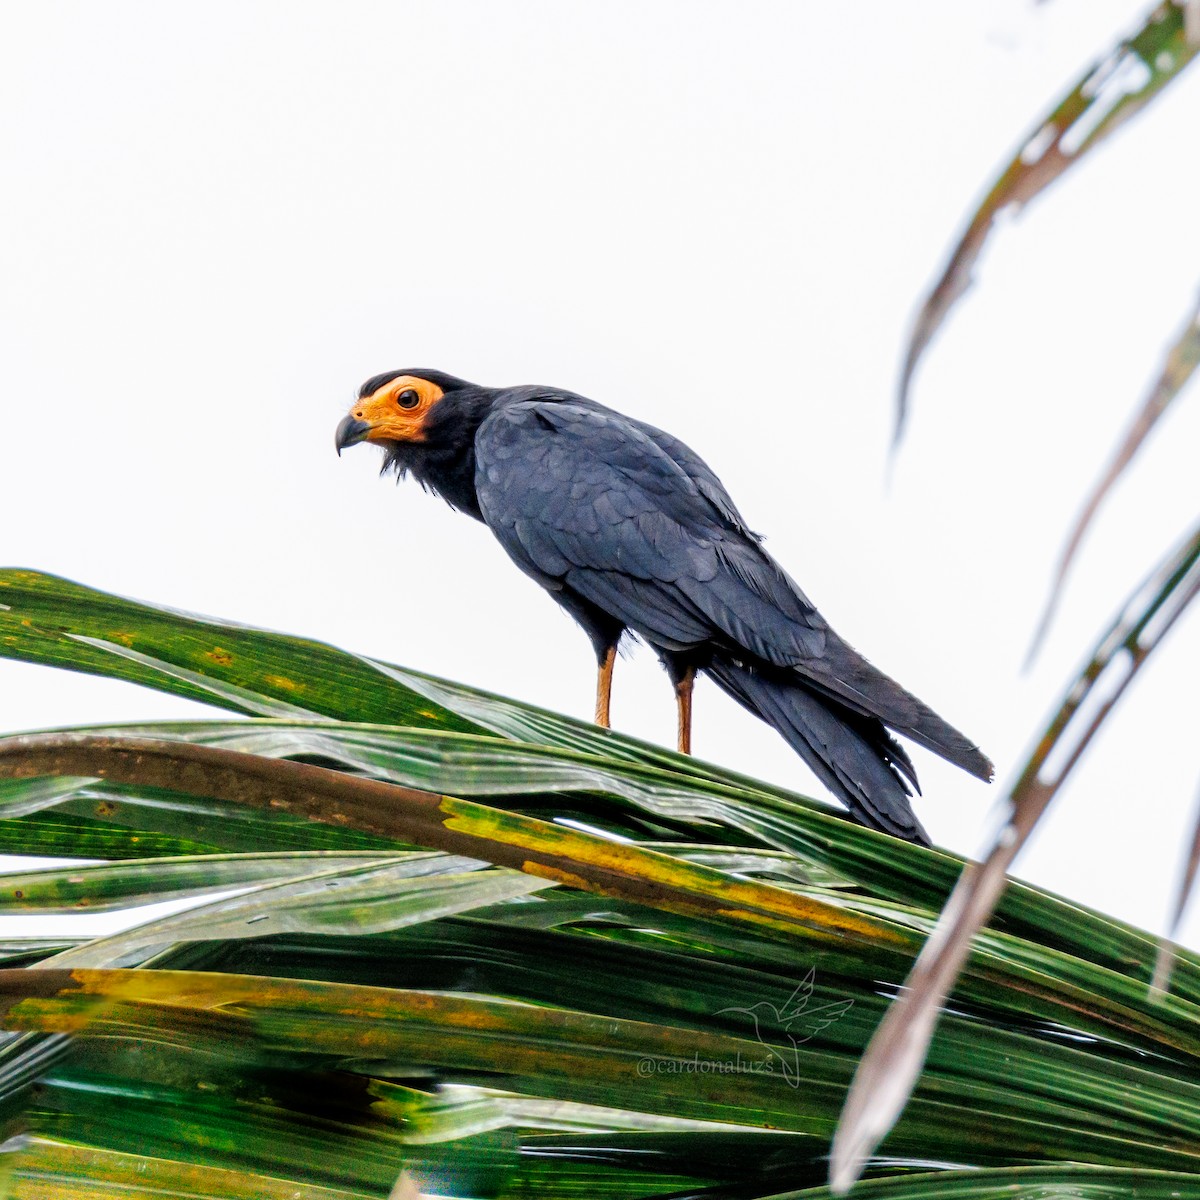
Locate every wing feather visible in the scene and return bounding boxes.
[474,395,991,781]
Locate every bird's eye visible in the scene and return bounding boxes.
[397,388,420,409]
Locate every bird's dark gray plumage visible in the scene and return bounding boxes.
[336,373,993,844]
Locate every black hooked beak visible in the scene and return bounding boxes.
[335,415,372,456]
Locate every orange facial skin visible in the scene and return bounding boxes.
[345,374,445,445]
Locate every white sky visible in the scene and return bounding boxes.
[1,1,1197,947]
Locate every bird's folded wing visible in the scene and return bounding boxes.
[627,417,764,544]
[474,398,991,781]
[474,398,827,659]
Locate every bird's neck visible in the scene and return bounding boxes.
[411,441,483,519]
[387,389,495,521]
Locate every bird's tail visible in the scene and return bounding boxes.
[706,656,930,844]
[804,631,994,785]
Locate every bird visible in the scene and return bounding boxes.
[335,369,992,844]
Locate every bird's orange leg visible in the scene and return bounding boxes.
[595,646,616,728]
[674,667,696,755]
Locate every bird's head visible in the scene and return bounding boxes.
[334,369,479,457]
[335,369,497,517]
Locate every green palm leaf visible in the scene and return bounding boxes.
[1,571,1198,1197]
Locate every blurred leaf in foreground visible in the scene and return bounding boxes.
[830,521,1200,1194]
[897,2,1199,439]
[1028,287,1200,659]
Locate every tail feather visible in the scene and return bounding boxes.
[802,632,994,784]
[707,656,931,844]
